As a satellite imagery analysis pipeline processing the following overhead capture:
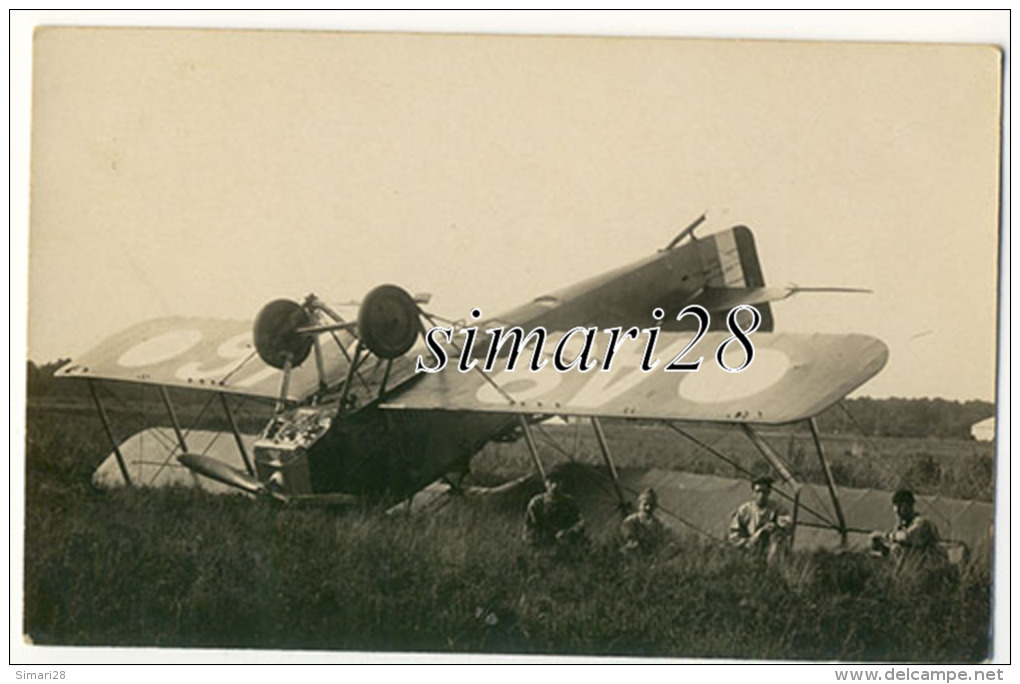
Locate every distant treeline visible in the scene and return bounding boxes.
[27,359,84,398]
[26,360,995,440]
[814,397,995,440]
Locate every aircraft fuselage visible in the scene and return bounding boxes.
[279,225,771,501]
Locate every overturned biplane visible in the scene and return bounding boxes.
[58,217,986,552]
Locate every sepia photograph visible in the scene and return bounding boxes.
[13,11,1008,667]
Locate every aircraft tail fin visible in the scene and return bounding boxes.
[695,225,766,290]
[676,225,775,332]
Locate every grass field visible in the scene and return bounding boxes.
[22,405,995,660]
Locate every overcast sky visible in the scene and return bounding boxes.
[23,18,1004,402]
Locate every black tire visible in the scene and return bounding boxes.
[253,299,314,369]
[357,285,422,359]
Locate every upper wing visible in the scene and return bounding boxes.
[91,427,260,492]
[381,331,888,425]
[56,316,353,401]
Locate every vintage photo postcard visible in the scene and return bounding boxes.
[16,17,1007,666]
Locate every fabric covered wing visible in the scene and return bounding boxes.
[550,466,991,553]
[382,331,887,424]
[92,427,259,492]
[56,316,352,402]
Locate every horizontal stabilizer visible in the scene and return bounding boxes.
[691,286,872,311]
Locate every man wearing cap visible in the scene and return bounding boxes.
[871,489,946,569]
[621,488,668,554]
[729,476,792,559]
[523,474,586,551]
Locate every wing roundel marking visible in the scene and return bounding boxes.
[117,329,203,368]
[475,369,563,405]
[174,332,255,381]
[678,347,790,404]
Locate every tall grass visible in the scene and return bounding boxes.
[22,408,992,659]
[24,488,991,659]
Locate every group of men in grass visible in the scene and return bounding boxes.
[523,470,947,571]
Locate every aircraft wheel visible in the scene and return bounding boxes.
[253,299,314,369]
[357,284,422,359]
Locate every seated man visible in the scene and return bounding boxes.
[871,489,947,571]
[523,474,586,551]
[728,476,792,561]
[621,488,668,555]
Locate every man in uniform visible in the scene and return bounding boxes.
[523,474,586,552]
[621,488,668,555]
[871,489,946,571]
[729,476,792,561]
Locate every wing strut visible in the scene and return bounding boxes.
[338,342,365,414]
[305,293,351,394]
[88,380,132,487]
[220,393,255,476]
[379,358,394,398]
[741,424,803,549]
[590,417,629,515]
[159,385,204,487]
[807,417,848,546]
[663,421,837,529]
[312,337,328,393]
[275,354,294,415]
[159,386,188,453]
[517,415,548,485]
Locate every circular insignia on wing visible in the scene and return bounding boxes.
[357,284,422,359]
[253,299,314,369]
[118,329,203,368]
[678,347,790,404]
